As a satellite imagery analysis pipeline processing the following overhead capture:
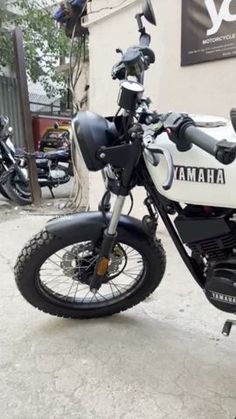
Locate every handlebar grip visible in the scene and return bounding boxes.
[183,125,218,157]
[163,112,236,166]
[182,124,236,165]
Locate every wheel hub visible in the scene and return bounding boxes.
[60,243,127,284]
[60,243,96,284]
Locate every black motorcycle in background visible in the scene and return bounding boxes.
[0,116,73,205]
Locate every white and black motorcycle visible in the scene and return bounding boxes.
[14,0,236,336]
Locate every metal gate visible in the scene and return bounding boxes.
[0,75,24,148]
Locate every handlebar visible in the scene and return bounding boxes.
[163,112,236,165]
[185,125,236,165]
[183,125,218,157]
[139,32,151,47]
[112,45,155,81]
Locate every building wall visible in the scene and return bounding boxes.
[74,61,90,110]
[87,0,236,118]
[0,76,24,148]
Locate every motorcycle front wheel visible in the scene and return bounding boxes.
[14,226,166,319]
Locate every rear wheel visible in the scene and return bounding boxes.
[0,184,10,200]
[2,169,40,205]
[15,227,166,319]
[0,164,10,199]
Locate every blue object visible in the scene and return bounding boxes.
[53,7,65,22]
[69,0,86,7]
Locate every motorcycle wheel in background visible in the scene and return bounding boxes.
[2,167,39,205]
[0,184,10,200]
[0,163,10,199]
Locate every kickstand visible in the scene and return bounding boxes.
[48,186,55,199]
[222,320,236,336]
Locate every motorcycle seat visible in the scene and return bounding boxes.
[37,149,69,161]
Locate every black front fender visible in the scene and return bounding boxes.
[46,211,150,243]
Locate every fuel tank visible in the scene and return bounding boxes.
[144,115,236,208]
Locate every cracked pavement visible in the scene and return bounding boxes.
[0,173,236,419]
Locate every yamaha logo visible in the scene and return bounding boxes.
[210,291,236,305]
[174,166,225,184]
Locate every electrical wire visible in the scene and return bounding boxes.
[67,0,130,210]
[69,0,88,99]
[88,0,129,15]
[100,190,112,226]
[113,107,121,122]
[127,192,134,216]
[68,0,130,101]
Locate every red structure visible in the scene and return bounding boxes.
[32,115,71,150]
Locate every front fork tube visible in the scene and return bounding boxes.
[90,195,126,292]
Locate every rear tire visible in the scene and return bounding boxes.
[2,171,41,205]
[0,184,10,200]
[14,227,166,319]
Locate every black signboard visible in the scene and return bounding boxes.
[181,0,236,66]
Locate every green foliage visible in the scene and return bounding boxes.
[0,0,71,96]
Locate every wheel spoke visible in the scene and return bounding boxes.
[65,280,76,300]
[110,281,123,295]
[109,282,115,298]
[96,291,109,301]
[39,240,145,306]
[46,258,61,269]
[122,272,139,281]
[125,248,136,256]
[82,289,91,303]
[53,253,63,261]
[110,281,130,289]
[123,267,142,273]
[73,280,81,302]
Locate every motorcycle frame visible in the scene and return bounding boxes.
[142,168,205,289]
[0,136,15,164]
[101,138,206,290]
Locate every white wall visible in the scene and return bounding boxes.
[87,0,236,118]
[74,61,90,109]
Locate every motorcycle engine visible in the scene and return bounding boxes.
[50,169,66,179]
[175,208,236,313]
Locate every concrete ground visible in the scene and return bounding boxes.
[0,174,236,419]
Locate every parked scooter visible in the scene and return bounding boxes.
[0,117,73,205]
[15,0,236,336]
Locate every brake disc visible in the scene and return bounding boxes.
[107,245,127,278]
[60,242,95,278]
[60,242,127,281]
